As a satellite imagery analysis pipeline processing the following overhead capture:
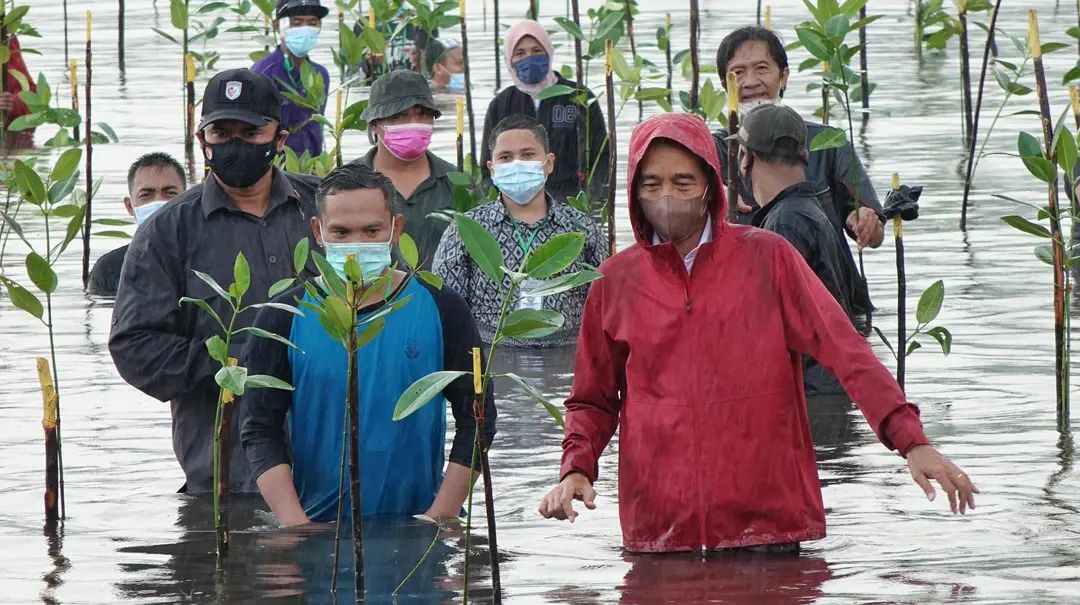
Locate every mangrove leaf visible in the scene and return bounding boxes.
[25,251,57,294]
[215,364,248,397]
[455,213,505,284]
[193,270,232,302]
[231,252,251,300]
[926,326,952,355]
[180,296,225,329]
[49,148,82,184]
[236,326,302,350]
[525,233,585,279]
[293,237,310,275]
[245,374,295,390]
[268,278,295,299]
[206,335,228,364]
[915,280,945,325]
[0,276,43,320]
[393,370,470,421]
[523,269,603,298]
[810,128,846,151]
[500,308,565,340]
[501,372,565,429]
[418,271,443,290]
[399,232,419,270]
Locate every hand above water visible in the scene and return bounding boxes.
[538,472,597,522]
[846,206,884,249]
[906,444,979,514]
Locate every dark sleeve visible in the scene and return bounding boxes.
[108,216,216,402]
[770,216,816,264]
[587,95,609,200]
[240,286,303,480]
[479,98,500,182]
[87,247,123,297]
[831,141,882,219]
[431,282,497,467]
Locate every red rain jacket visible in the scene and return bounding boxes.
[4,37,34,127]
[559,112,930,553]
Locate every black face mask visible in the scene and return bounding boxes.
[204,138,277,188]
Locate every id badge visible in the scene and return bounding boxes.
[518,278,545,311]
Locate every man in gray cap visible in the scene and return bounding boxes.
[110,68,320,494]
[352,68,453,264]
[353,69,455,266]
[730,102,855,394]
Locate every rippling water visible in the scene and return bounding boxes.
[2,0,1079,603]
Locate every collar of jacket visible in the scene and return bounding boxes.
[642,217,727,279]
[200,167,297,218]
[751,181,819,228]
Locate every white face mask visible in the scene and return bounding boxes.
[738,97,782,118]
[320,218,395,282]
[134,200,168,227]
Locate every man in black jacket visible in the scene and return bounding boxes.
[109,68,320,494]
[732,103,854,394]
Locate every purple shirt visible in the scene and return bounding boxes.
[252,47,330,158]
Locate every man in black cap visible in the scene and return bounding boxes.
[109,68,320,495]
[353,69,455,265]
[731,102,855,394]
[253,0,330,157]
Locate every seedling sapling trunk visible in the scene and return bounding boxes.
[891,174,907,389]
[459,0,477,165]
[859,4,869,110]
[118,0,125,69]
[494,0,501,89]
[725,72,739,224]
[69,60,79,144]
[39,358,60,525]
[689,0,700,108]
[457,97,465,171]
[958,0,973,146]
[472,347,502,602]
[81,13,92,289]
[959,0,1002,230]
[605,41,617,256]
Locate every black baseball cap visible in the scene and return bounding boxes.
[197,68,282,131]
[276,0,329,19]
[726,103,808,162]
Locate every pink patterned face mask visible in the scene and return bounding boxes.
[380,123,433,161]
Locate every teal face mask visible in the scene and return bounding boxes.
[134,200,168,227]
[284,25,320,58]
[448,72,466,92]
[322,219,394,283]
[492,160,547,205]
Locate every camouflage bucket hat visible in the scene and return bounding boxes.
[362,69,442,122]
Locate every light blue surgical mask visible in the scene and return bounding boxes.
[492,160,547,205]
[284,25,320,58]
[448,72,466,92]
[322,219,394,283]
[134,200,168,227]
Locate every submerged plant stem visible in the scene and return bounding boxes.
[960,0,1004,230]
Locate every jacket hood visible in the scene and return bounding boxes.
[626,112,728,246]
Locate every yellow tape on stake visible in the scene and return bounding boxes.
[86,11,92,41]
[605,40,612,77]
[222,358,239,404]
[456,97,464,136]
[38,358,58,429]
[472,347,482,395]
[1029,11,1041,60]
[727,72,738,113]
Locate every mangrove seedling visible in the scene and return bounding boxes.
[180,245,307,560]
[394,214,601,603]
[873,279,953,389]
[0,148,88,522]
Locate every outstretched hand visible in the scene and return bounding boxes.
[538,472,597,523]
[906,444,979,514]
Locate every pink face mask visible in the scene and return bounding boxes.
[380,123,433,161]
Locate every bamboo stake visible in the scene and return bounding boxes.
[623,0,641,120]
[337,10,345,82]
[757,0,762,25]
[456,96,464,171]
[858,4,869,110]
[821,61,830,125]
[1076,0,1079,59]
[689,0,700,108]
[891,173,907,390]
[347,324,364,598]
[185,52,196,183]
[63,0,70,67]
[69,60,79,143]
[1072,85,1080,129]
[118,0,125,70]
[959,0,1002,230]
[664,14,672,104]
[764,6,772,30]
[914,0,922,60]
[958,0,973,145]
[0,7,8,151]
[39,358,59,524]
[494,0,501,89]
[472,348,502,603]
[572,0,585,193]
[214,357,238,561]
[1030,11,1070,428]
[459,0,477,166]
[334,90,343,168]
[81,13,92,290]
[605,41,617,256]
[726,72,739,224]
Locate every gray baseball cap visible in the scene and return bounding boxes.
[726,103,808,162]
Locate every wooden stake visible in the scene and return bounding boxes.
[459,0,477,166]
[958,0,973,145]
[82,12,92,290]
[605,41,617,256]
[1071,85,1080,129]
[572,0,585,193]
[185,52,196,183]
[821,60,830,125]
[334,90,343,168]
[346,332,365,597]
[118,0,125,70]
[69,60,79,143]
[38,358,59,524]
[726,72,739,224]
[63,0,70,67]
[456,96,464,171]
[689,0,700,108]
[858,4,869,110]
[764,6,772,30]
[623,0,641,120]
[0,7,8,151]
[214,357,238,561]
[472,347,502,603]
[494,0,501,89]
[891,173,906,390]
[959,0,1002,230]
[1030,10,1070,428]
[664,14,673,105]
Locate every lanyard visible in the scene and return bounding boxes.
[512,220,543,257]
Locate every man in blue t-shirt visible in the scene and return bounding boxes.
[241,162,496,526]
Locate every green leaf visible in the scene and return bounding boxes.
[13,160,46,205]
[810,128,847,151]
[179,296,225,329]
[454,214,505,284]
[500,308,565,340]
[1056,126,1078,174]
[535,84,576,102]
[93,230,132,239]
[293,237,310,275]
[356,317,386,348]
[268,278,296,299]
[1018,131,1043,158]
[236,326,302,350]
[872,325,897,360]
[25,251,57,294]
[215,364,248,397]
[230,252,251,300]
[525,233,585,279]
[555,16,584,40]
[393,370,471,421]
[170,0,189,30]
[193,270,232,302]
[523,269,602,298]
[796,27,833,61]
[1002,215,1052,238]
[417,271,443,290]
[905,339,923,356]
[1041,42,1069,55]
[250,301,305,316]
[1006,82,1032,96]
[824,14,850,43]
[206,335,228,363]
[399,232,419,270]
[324,296,355,332]
[0,276,43,319]
[55,205,87,258]
[1022,156,1056,184]
[915,280,945,325]
[311,251,346,298]
[93,217,134,226]
[49,148,82,183]
[152,27,180,44]
[1035,243,1055,265]
[244,374,295,390]
[926,326,952,356]
[1063,64,1080,86]
[501,372,564,429]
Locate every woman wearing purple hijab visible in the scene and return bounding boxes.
[479,20,609,205]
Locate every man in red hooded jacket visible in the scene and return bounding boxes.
[538,112,978,553]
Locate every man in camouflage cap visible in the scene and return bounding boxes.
[353,69,455,265]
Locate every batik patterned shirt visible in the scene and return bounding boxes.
[432,196,608,348]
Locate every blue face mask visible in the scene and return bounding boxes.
[513,53,550,85]
[284,25,320,58]
[322,220,394,283]
[134,200,168,227]
[448,72,466,92]
[493,160,547,205]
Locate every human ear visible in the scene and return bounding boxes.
[311,216,324,246]
[123,196,134,217]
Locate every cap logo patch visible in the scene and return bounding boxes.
[224,81,242,101]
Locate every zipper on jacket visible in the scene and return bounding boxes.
[683,284,691,314]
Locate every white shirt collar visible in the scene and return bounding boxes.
[651,215,713,273]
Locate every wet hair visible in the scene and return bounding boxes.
[127,152,186,192]
[750,148,806,166]
[317,162,399,216]
[715,26,789,89]
[488,114,550,153]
